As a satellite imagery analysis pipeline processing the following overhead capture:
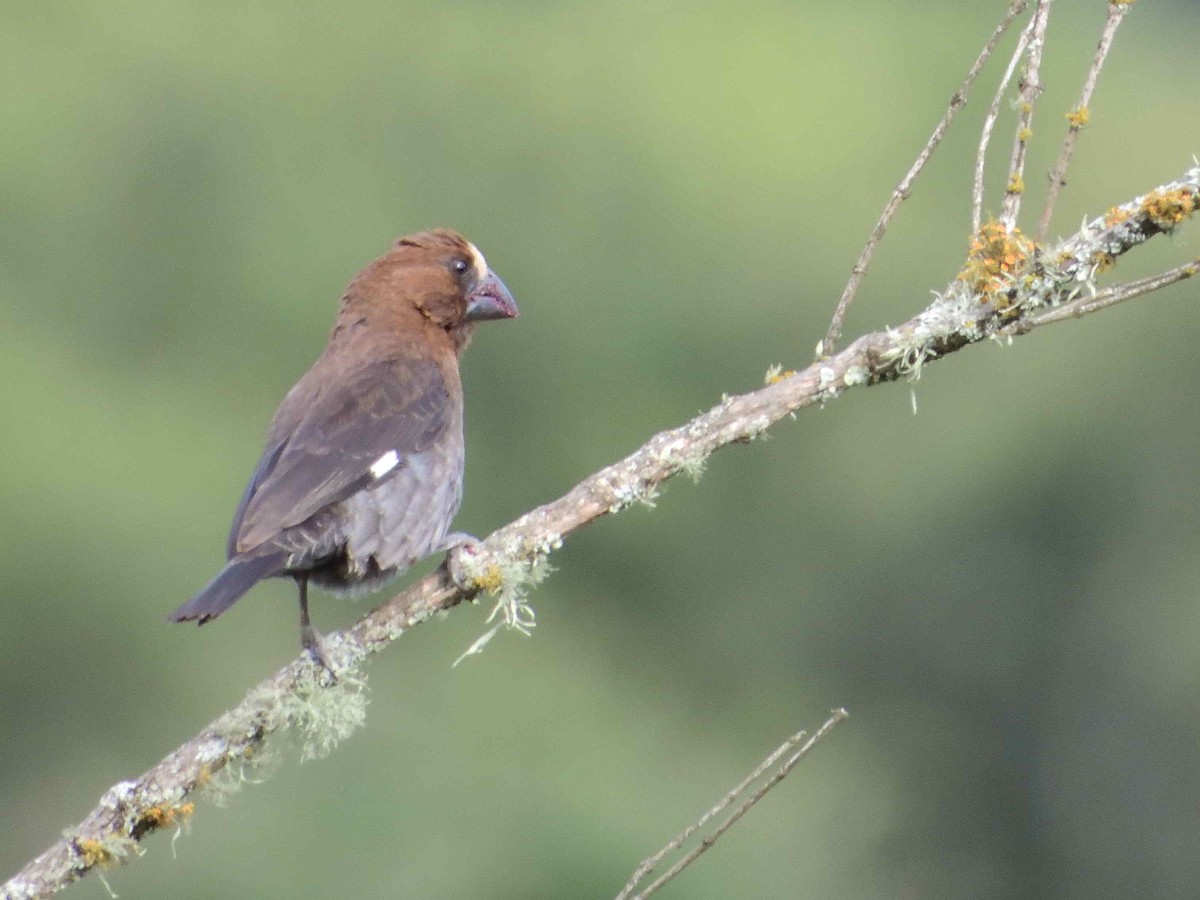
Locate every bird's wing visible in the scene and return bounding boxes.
[229,356,454,555]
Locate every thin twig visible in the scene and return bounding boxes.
[3,165,1196,900]
[819,0,1029,360]
[617,710,849,900]
[613,732,806,900]
[1000,0,1052,227]
[1015,260,1200,331]
[1036,1,1132,242]
[614,718,827,899]
[973,11,1035,232]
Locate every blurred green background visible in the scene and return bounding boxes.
[2,2,1199,897]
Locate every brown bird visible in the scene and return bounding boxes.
[169,229,518,664]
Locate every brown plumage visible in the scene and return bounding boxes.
[169,229,518,662]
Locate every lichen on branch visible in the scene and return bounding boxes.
[4,162,1198,900]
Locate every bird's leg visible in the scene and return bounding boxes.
[297,575,335,676]
[437,532,483,593]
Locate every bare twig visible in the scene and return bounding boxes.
[1036,2,1133,242]
[5,128,1199,900]
[4,165,1194,900]
[973,12,1035,232]
[613,720,829,900]
[615,710,849,900]
[819,0,1029,360]
[1000,0,1052,226]
[1015,260,1200,332]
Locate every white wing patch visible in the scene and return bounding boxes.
[370,450,400,479]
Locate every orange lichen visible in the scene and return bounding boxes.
[1140,188,1196,230]
[766,369,796,385]
[1065,107,1090,129]
[1094,251,1117,273]
[959,220,1034,306]
[139,802,195,831]
[1104,206,1133,228]
[75,838,117,869]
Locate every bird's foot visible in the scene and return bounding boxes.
[301,624,338,680]
[437,531,481,553]
[438,532,484,594]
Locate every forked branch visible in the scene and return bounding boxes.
[6,161,1195,900]
[999,0,1051,227]
[615,710,849,900]
[819,0,1029,359]
[1036,1,1132,241]
[8,2,1197,897]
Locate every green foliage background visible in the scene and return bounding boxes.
[2,2,1199,897]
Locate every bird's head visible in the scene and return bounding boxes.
[344,229,518,352]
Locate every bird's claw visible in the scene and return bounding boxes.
[301,624,339,680]
[437,531,481,553]
[439,532,483,594]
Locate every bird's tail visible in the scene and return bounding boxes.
[168,550,289,625]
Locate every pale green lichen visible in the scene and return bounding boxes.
[454,553,552,666]
[194,653,370,810]
[649,431,709,484]
[96,871,120,899]
[595,469,661,513]
[814,365,841,405]
[843,365,870,387]
[678,453,707,482]
[201,742,284,807]
[294,672,370,762]
[894,343,931,381]
[453,532,556,667]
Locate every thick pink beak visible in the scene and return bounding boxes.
[465,271,518,322]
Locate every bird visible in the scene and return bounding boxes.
[168,229,518,667]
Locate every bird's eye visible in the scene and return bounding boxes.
[451,258,470,275]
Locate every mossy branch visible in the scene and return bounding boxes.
[3,161,1196,899]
